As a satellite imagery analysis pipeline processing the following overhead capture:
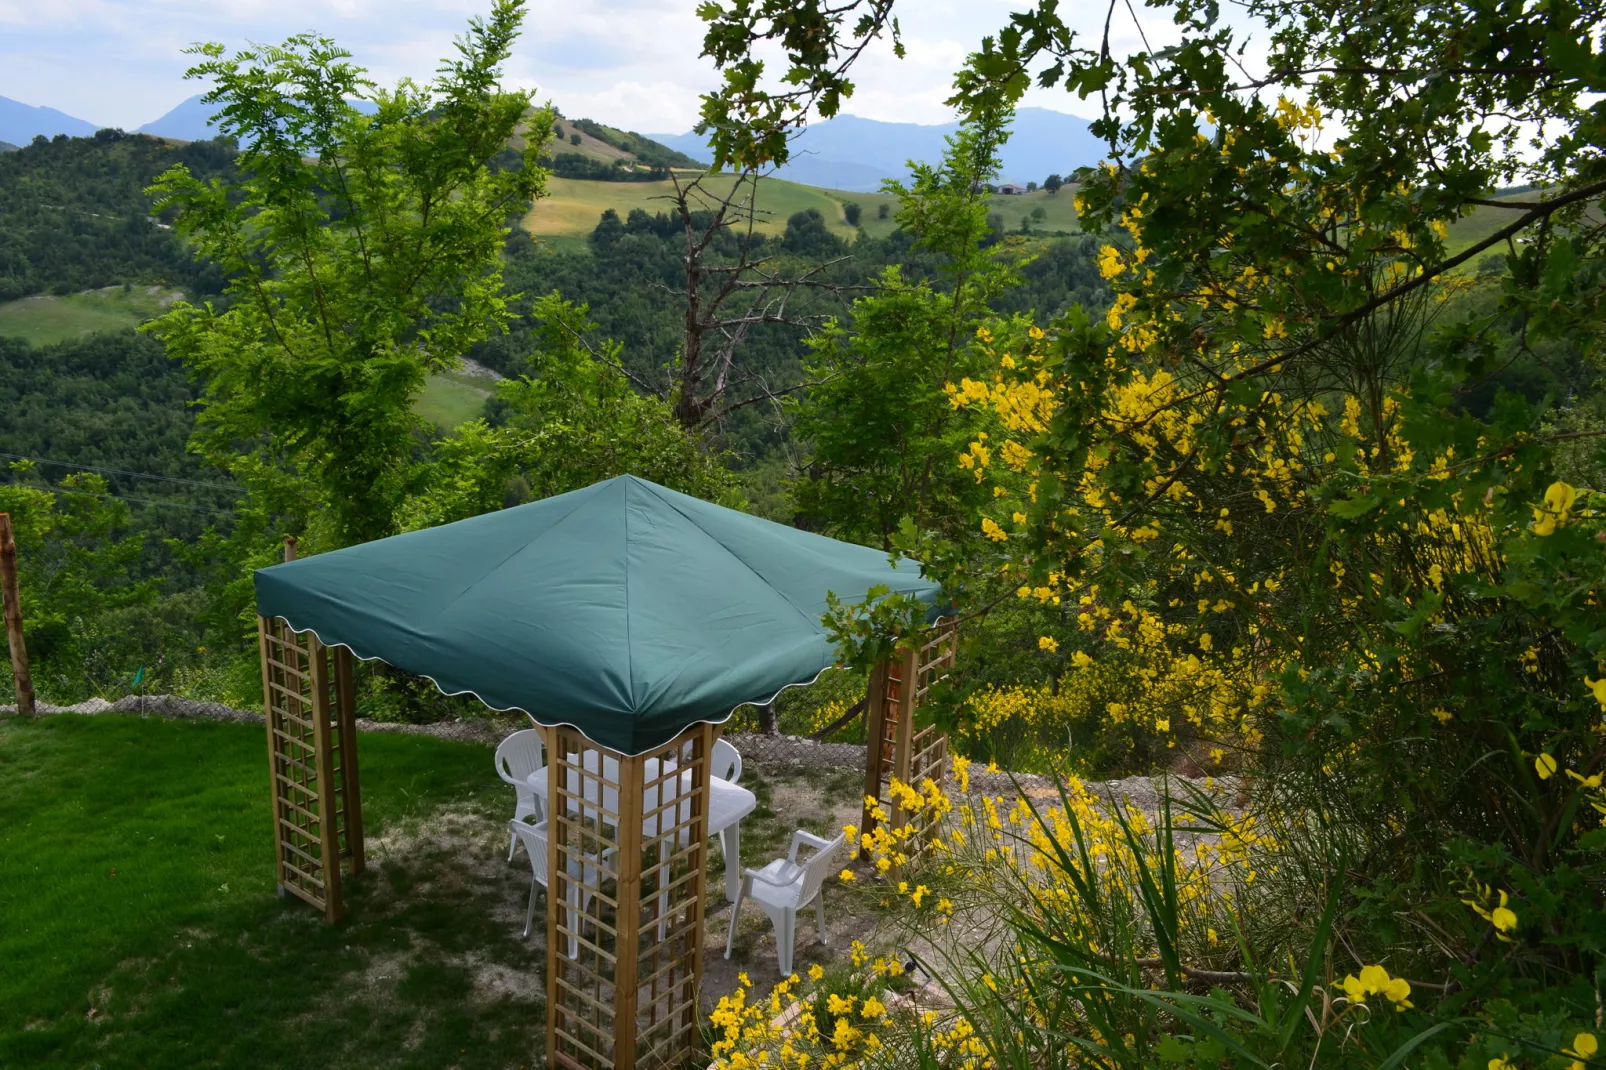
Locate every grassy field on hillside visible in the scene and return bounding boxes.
[526,176,1084,244]
[0,285,182,346]
[418,371,496,431]
[527,175,866,241]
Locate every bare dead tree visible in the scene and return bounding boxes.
[657,167,861,430]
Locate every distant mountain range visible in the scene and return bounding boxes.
[136,95,223,140]
[0,93,381,145]
[0,96,100,145]
[649,108,1109,192]
[0,93,1107,193]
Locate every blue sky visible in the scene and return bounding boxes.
[0,0,1171,133]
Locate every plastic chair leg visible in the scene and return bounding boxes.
[815,894,828,944]
[724,879,748,959]
[775,911,796,977]
[525,880,538,938]
[508,828,519,863]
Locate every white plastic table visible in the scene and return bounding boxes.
[528,757,757,902]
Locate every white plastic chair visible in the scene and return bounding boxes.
[725,829,845,976]
[508,819,608,958]
[712,738,742,783]
[496,729,546,861]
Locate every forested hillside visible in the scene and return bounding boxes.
[0,130,233,300]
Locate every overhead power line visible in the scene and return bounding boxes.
[0,480,235,515]
[0,451,240,493]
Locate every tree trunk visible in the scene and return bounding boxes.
[0,513,36,715]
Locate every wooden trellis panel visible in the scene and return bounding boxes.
[861,619,958,854]
[546,723,712,1070]
[258,616,364,923]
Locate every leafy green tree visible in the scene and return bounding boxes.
[842,201,862,226]
[1042,173,1061,194]
[0,469,155,700]
[143,0,552,549]
[791,109,1023,548]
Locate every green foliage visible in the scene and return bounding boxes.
[700,0,1606,1063]
[0,470,153,700]
[791,108,1026,548]
[399,293,736,530]
[143,0,552,548]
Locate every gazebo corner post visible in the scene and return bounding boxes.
[307,634,345,924]
[861,620,961,879]
[257,615,287,901]
[541,726,562,1070]
[614,752,646,1070]
[545,722,714,1070]
[258,612,349,924]
[679,724,715,1052]
[333,645,365,876]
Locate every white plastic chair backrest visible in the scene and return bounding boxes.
[711,738,742,783]
[496,729,545,788]
[509,819,549,885]
[796,833,845,907]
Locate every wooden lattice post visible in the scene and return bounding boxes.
[258,618,365,922]
[887,645,918,834]
[859,620,960,869]
[257,535,364,921]
[860,659,890,837]
[333,646,365,876]
[545,723,713,1070]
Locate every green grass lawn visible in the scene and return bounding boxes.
[0,286,183,346]
[418,372,497,431]
[0,714,543,1069]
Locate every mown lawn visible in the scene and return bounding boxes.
[0,714,545,1069]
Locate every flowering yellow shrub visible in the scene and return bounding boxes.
[712,769,1445,1070]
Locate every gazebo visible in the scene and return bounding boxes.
[250,475,942,1070]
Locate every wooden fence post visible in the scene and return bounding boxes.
[0,513,35,715]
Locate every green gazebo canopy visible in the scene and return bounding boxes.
[253,475,940,754]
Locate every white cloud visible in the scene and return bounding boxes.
[0,0,1187,133]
